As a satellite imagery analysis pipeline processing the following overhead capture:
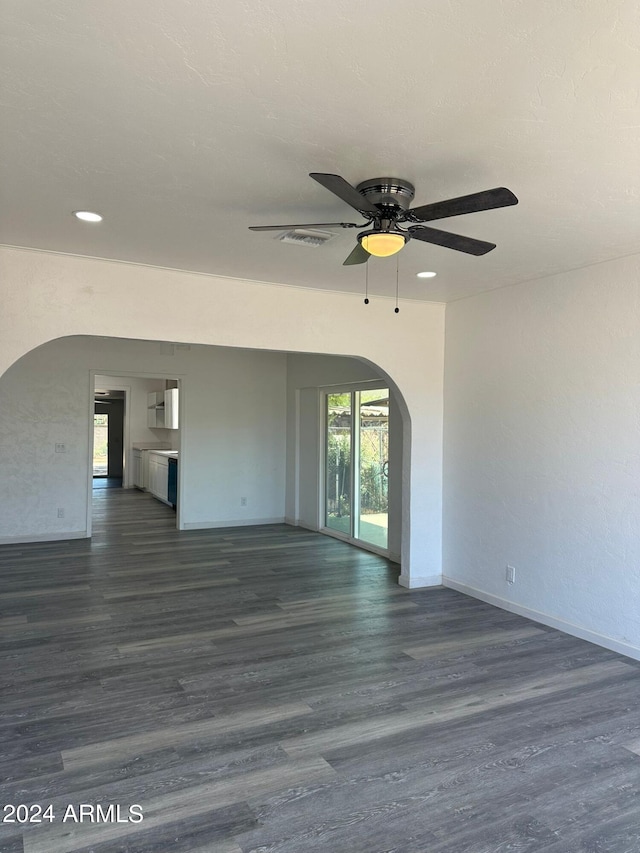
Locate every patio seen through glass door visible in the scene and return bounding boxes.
[325,388,389,550]
[93,413,109,477]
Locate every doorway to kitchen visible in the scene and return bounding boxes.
[86,372,183,538]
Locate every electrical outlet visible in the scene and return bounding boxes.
[240,497,247,507]
[506,565,515,584]
[55,443,66,453]
[57,508,65,518]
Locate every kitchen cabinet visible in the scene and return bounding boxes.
[147,391,165,428]
[164,388,179,429]
[147,389,179,429]
[132,446,170,491]
[132,449,143,489]
[148,451,170,504]
[147,391,164,406]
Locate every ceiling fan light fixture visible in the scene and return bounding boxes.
[359,231,406,258]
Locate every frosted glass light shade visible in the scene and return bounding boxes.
[360,232,405,257]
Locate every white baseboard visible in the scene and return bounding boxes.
[399,572,443,589]
[292,519,319,532]
[182,516,286,530]
[151,496,173,507]
[0,530,88,545]
[443,576,640,663]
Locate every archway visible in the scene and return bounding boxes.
[0,245,445,587]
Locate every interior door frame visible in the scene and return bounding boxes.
[86,370,184,538]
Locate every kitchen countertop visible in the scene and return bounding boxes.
[149,450,178,458]
[132,442,172,450]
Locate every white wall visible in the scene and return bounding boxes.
[0,336,287,541]
[285,353,402,560]
[0,246,445,585]
[179,345,286,528]
[444,253,640,657]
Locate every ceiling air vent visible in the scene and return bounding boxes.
[279,229,334,248]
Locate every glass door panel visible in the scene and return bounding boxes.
[93,413,109,477]
[358,389,389,548]
[325,393,352,535]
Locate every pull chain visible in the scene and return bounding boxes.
[364,262,369,305]
[394,254,400,313]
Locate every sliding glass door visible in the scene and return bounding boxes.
[358,390,389,548]
[93,413,109,477]
[325,388,389,550]
[326,393,352,536]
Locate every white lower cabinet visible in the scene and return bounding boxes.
[133,449,153,490]
[132,450,143,489]
[148,452,169,503]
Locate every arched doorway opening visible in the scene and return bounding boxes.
[0,335,412,573]
[0,245,444,588]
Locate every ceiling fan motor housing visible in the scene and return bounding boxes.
[356,178,415,213]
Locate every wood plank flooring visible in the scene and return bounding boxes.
[2,488,640,852]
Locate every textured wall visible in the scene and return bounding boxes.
[444,253,640,655]
[0,336,287,540]
[0,342,91,540]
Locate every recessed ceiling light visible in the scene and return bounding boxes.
[417,271,437,278]
[73,210,103,223]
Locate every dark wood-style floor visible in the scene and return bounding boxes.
[2,489,640,852]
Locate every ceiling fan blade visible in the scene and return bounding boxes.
[343,243,371,265]
[408,225,496,255]
[408,187,518,222]
[310,173,379,216]
[249,221,363,231]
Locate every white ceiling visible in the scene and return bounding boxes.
[2,1,640,302]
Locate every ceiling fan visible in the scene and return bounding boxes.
[249,173,518,265]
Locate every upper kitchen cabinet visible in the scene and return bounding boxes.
[147,388,179,429]
[147,391,165,428]
[164,388,179,429]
